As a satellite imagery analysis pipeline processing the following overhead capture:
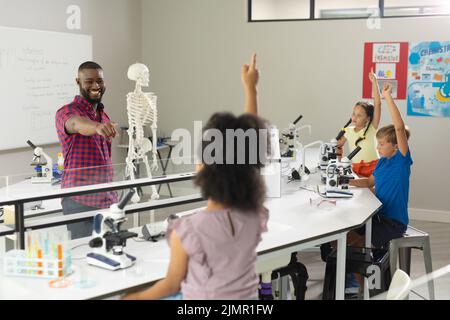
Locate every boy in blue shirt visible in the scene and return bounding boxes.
[349,82,412,248]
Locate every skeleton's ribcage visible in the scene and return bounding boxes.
[127,93,158,158]
[127,93,157,127]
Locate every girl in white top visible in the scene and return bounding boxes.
[337,69,381,177]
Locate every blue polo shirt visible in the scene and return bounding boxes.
[373,149,413,226]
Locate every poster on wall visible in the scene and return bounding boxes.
[407,41,450,117]
[363,42,409,99]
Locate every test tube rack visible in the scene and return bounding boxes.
[3,249,71,279]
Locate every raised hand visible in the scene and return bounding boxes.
[241,53,259,90]
[382,82,393,98]
[368,67,377,83]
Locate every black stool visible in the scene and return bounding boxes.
[271,252,309,300]
[322,246,391,300]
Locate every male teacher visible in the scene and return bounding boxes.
[55,61,118,239]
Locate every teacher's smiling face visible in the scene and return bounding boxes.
[76,68,106,104]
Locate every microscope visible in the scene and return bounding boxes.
[27,140,53,184]
[321,146,361,198]
[288,140,322,183]
[86,189,138,270]
[319,139,338,171]
[141,213,180,242]
[279,115,312,158]
[318,119,352,183]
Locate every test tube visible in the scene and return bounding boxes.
[26,230,33,275]
[26,230,32,256]
[63,230,72,274]
[44,231,50,257]
[57,241,63,278]
[37,246,43,276]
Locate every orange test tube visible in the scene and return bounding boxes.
[57,243,63,277]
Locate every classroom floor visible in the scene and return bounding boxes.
[299,220,450,300]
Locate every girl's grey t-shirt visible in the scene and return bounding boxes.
[166,207,269,300]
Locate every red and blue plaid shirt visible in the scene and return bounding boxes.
[55,95,118,208]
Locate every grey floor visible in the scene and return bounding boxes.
[299,220,450,300]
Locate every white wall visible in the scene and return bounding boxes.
[142,0,450,214]
[0,0,142,178]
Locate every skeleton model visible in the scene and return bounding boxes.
[125,63,159,201]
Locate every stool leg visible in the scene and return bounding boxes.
[398,247,411,300]
[363,217,372,300]
[280,275,289,300]
[322,259,335,300]
[398,247,411,275]
[422,237,435,300]
[335,234,346,300]
[363,277,370,300]
[389,242,398,278]
[261,272,273,299]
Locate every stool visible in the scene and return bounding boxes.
[389,225,435,300]
[271,252,309,300]
[322,247,391,300]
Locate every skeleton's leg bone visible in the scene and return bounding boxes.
[125,139,141,204]
[125,156,136,180]
[143,155,159,200]
[150,122,159,171]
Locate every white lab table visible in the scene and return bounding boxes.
[0,171,381,300]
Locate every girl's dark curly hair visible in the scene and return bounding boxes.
[195,112,269,212]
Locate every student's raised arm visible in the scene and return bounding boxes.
[369,68,381,129]
[381,82,409,156]
[242,53,259,114]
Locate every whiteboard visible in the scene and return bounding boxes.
[0,26,92,150]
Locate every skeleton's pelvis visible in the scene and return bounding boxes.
[141,138,152,153]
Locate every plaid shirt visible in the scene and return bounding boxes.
[55,95,118,208]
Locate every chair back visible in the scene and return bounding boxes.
[386,269,411,300]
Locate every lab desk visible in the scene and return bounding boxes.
[0,172,381,300]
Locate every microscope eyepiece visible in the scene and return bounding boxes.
[26,140,37,149]
[293,114,303,125]
[335,118,352,141]
[118,188,136,209]
[347,146,362,160]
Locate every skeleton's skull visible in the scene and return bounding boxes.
[127,63,150,87]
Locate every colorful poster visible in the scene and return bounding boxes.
[407,41,450,117]
[376,63,396,80]
[373,43,400,63]
[363,42,408,100]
